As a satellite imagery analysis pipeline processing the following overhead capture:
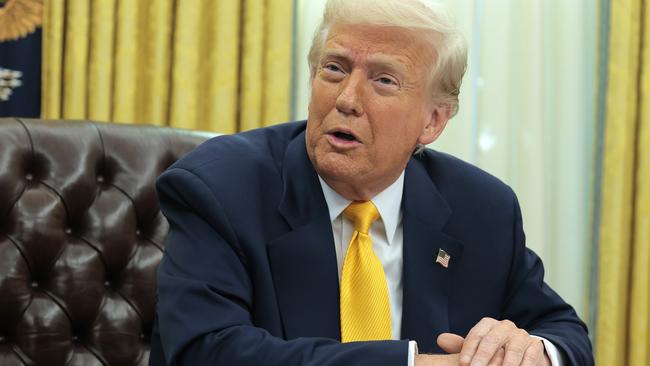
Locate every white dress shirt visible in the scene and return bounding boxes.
[317,173,565,366]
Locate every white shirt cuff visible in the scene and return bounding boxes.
[407,340,418,366]
[531,335,566,366]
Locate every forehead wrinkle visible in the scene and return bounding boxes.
[325,24,432,64]
[320,47,353,61]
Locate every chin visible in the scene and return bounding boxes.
[312,152,359,182]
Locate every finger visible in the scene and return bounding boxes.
[520,339,545,366]
[459,317,499,366]
[470,319,518,366]
[487,348,505,366]
[437,333,465,354]
[500,329,532,366]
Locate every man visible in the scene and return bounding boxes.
[149,0,593,365]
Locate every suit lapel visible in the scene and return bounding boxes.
[401,159,464,353]
[267,133,341,340]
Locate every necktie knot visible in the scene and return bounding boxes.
[343,201,379,234]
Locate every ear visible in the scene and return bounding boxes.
[417,103,452,145]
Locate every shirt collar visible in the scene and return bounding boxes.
[318,172,404,245]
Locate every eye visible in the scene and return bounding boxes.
[319,62,346,82]
[324,63,343,73]
[374,75,399,89]
[379,77,395,85]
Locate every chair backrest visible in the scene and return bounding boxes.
[0,118,212,365]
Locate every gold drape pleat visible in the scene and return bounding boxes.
[263,0,294,126]
[41,0,294,132]
[87,0,115,121]
[62,0,89,118]
[596,0,650,364]
[41,0,64,118]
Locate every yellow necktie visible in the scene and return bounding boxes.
[340,201,392,342]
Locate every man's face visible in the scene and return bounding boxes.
[306,23,449,200]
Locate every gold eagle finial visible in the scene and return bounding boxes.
[0,0,43,42]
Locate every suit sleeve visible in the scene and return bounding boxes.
[502,194,594,366]
[154,167,409,366]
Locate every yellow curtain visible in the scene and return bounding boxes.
[41,0,294,133]
[596,0,650,364]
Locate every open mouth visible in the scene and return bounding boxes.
[332,131,357,142]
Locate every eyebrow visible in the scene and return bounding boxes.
[320,48,408,75]
[367,54,408,75]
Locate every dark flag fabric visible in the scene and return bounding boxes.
[0,0,43,118]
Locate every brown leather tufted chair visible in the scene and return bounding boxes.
[0,118,212,366]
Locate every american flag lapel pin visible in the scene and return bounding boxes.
[435,248,451,268]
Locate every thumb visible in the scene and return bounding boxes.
[437,333,465,354]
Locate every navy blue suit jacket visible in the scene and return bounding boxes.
[149,121,592,365]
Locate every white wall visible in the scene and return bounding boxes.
[293,0,597,318]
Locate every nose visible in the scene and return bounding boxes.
[335,71,364,117]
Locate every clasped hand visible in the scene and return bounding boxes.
[416,317,551,366]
